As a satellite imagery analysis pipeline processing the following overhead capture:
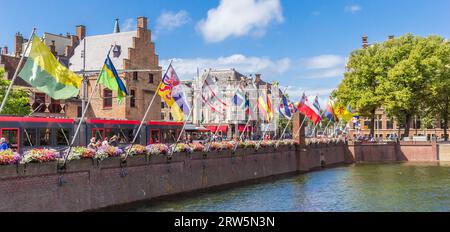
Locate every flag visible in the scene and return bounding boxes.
[202,74,227,114]
[288,102,297,114]
[278,94,292,119]
[232,85,245,108]
[324,98,338,123]
[158,64,189,121]
[98,55,128,104]
[298,95,322,125]
[244,94,250,115]
[18,35,82,99]
[334,102,354,122]
[258,91,273,122]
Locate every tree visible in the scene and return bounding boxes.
[423,38,450,140]
[335,43,387,136]
[380,34,446,138]
[0,69,32,116]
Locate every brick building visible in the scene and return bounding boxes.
[1,31,79,117]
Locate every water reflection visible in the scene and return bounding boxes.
[133,163,450,212]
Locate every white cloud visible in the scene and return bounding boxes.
[197,0,284,43]
[345,4,362,13]
[300,55,347,79]
[161,54,291,80]
[156,10,191,32]
[120,18,136,32]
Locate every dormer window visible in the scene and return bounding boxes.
[112,45,121,58]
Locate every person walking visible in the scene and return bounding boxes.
[0,137,8,151]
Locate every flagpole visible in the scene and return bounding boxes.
[122,60,173,162]
[255,85,273,150]
[0,28,36,114]
[274,87,291,147]
[61,45,115,166]
[169,69,211,156]
[324,121,332,135]
[233,103,258,152]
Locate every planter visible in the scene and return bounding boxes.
[0,164,19,179]
[21,161,58,176]
[95,156,122,169]
[126,154,147,166]
[148,154,169,165]
[65,158,95,172]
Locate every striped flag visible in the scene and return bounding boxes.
[18,35,82,99]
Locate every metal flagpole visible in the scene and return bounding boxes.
[0,28,36,114]
[62,45,115,166]
[274,87,292,147]
[255,86,273,150]
[169,69,211,156]
[324,121,332,135]
[122,60,173,161]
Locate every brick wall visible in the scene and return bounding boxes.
[0,144,349,212]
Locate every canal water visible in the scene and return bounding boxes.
[133,163,450,212]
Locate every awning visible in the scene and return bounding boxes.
[238,125,254,132]
[185,124,211,132]
[206,125,228,133]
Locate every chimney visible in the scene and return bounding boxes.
[14,32,24,57]
[50,40,56,55]
[76,25,86,40]
[362,35,368,49]
[3,46,8,55]
[137,16,148,29]
[70,35,79,47]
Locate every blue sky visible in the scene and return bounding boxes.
[1,0,450,103]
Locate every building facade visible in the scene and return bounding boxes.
[66,16,161,121]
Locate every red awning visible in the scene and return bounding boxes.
[206,125,228,133]
[238,125,253,132]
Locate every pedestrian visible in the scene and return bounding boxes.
[0,137,8,151]
[102,137,109,146]
[88,137,97,150]
[109,135,119,147]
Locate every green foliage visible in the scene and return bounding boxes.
[0,69,32,116]
[335,33,450,139]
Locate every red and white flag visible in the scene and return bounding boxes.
[298,94,322,125]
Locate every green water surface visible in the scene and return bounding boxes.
[133,163,450,212]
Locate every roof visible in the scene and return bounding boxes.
[201,69,249,85]
[69,31,137,72]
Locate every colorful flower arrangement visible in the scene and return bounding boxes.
[0,149,20,165]
[67,147,96,161]
[171,143,193,153]
[146,144,169,156]
[125,144,147,157]
[0,140,305,166]
[210,142,224,151]
[20,148,59,164]
[189,143,205,152]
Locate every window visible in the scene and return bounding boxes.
[161,113,165,120]
[364,121,371,130]
[77,106,82,117]
[23,129,37,147]
[161,102,165,109]
[377,120,382,130]
[103,89,113,108]
[148,73,154,84]
[49,98,62,113]
[133,72,138,81]
[130,90,136,108]
[169,113,173,121]
[56,129,70,146]
[112,45,121,58]
[33,93,46,112]
[39,129,52,146]
[387,120,394,130]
